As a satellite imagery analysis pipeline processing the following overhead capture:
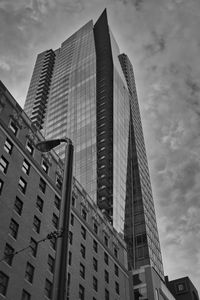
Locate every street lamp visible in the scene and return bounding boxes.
[36,138,74,300]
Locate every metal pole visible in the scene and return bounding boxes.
[52,139,74,300]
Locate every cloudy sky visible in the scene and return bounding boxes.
[1,0,200,293]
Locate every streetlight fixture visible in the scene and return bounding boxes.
[36,137,74,300]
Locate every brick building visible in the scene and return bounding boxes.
[0,80,133,299]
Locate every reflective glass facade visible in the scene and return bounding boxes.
[24,9,164,280]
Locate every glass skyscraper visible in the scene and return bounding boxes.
[24,9,164,283]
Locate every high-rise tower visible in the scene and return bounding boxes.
[25,9,164,282]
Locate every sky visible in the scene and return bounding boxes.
[1,0,200,293]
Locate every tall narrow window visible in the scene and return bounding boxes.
[36,196,43,213]
[0,271,9,296]
[70,213,74,226]
[9,219,19,239]
[80,263,85,279]
[114,264,119,277]
[25,262,34,283]
[0,179,3,195]
[52,214,59,229]
[26,141,34,156]
[80,244,85,259]
[50,235,56,250]
[105,270,109,283]
[81,208,87,221]
[81,226,86,240]
[18,177,27,194]
[93,222,98,234]
[79,285,85,300]
[54,195,61,210]
[9,121,18,136]
[93,257,98,272]
[30,238,38,257]
[21,289,31,300]
[115,282,120,295]
[45,279,52,299]
[39,178,46,193]
[105,289,109,300]
[48,255,55,274]
[22,159,30,175]
[14,197,23,215]
[4,138,13,154]
[0,156,8,174]
[69,231,73,245]
[93,276,98,292]
[42,160,49,174]
[104,252,109,265]
[68,251,72,265]
[93,240,98,253]
[33,216,41,233]
[4,243,14,266]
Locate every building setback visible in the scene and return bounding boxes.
[0,81,133,300]
[24,9,165,297]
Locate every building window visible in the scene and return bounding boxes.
[93,276,98,292]
[79,284,85,300]
[70,213,74,226]
[9,218,19,239]
[104,236,108,247]
[4,243,14,266]
[93,240,98,253]
[21,289,31,300]
[71,196,75,207]
[9,121,18,135]
[105,270,109,283]
[114,247,118,258]
[93,222,98,234]
[39,178,46,193]
[0,271,9,296]
[26,141,34,156]
[93,257,98,272]
[69,231,73,245]
[42,160,49,173]
[105,288,109,300]
[68,251,72,265]
[80,244,85,259]
[25,262,34,283]
[33,216,41,233]
[22,159,31,175]
[45,279,52,299]
[48,255,55,274]
[81,226,86,240]
[176,282,186,292]
[50,235,56,250]
[115,282,120,295]
[114,264,119,277]
[14,197,23,215]
[56,176,62,190]
[80,263,85,279]
[0,156,8,174]
[104,252,109,265]
[81,208,87,220]
[30,238,38,257]
[18,177,27,194]
[67,273,70,300]
[54,195,61,210]
[36,196,43,213]
[52,213,59,229]
[0,179,3,195]
[4,138,13,154]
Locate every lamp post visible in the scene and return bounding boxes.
[36,138,74,300]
